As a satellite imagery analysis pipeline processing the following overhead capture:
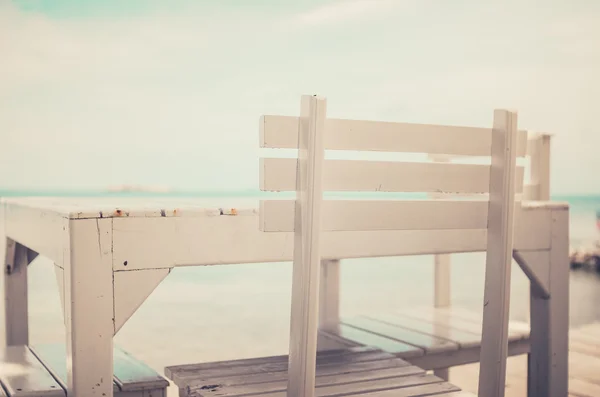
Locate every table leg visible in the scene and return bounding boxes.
[64,218,114,397]
[3,238,29,346]
[528,209,569,397]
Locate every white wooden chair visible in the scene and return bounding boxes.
[426,132,552,380]
[259,95,522,397]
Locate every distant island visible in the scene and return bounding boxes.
[107,184,171,193]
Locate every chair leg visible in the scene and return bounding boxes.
[526,353,531,397]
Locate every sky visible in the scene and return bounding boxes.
[0,0,599,194]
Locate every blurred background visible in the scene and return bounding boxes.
[1,0,599,394]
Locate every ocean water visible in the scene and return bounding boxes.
[3,191,599,390]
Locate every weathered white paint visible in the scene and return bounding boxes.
[106,203,554,271]
[1,197,249,220]
[3,201,69,267]
[529,208,569,397]
[260,115,528,157]
[113,268,171,334]
[64,218,114,397]
[287,95,327,397]
[261,158,525,194]
[478,109,519,397]
[319,259,340,335]
[261,199,510,232]
[3,239,29,346]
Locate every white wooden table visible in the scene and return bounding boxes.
[0,197,569,397]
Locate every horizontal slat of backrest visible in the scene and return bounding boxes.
[260,158,525,194]
[260,115,528,157]
[260,200,493,232]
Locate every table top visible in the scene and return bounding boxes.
[1,196,568,270]
[1,196,568,220]
[1,197,260,219]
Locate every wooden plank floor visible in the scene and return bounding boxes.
[166,346,474,397]
[449,322,600,397]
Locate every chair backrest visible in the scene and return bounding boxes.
[258,94,524,397]
[259,103,526,235]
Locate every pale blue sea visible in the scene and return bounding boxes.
[2,190,599,388]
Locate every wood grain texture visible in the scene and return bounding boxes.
[193,367,433,396]
[165,348,471,397]
[184,358,413,392]
[167,347,387,386]
[260,114,527,157]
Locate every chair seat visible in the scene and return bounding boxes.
[320,306,531,370]
[165,346,474,397]
[0,344,169,397]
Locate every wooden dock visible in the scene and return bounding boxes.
[449,322,600,397]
